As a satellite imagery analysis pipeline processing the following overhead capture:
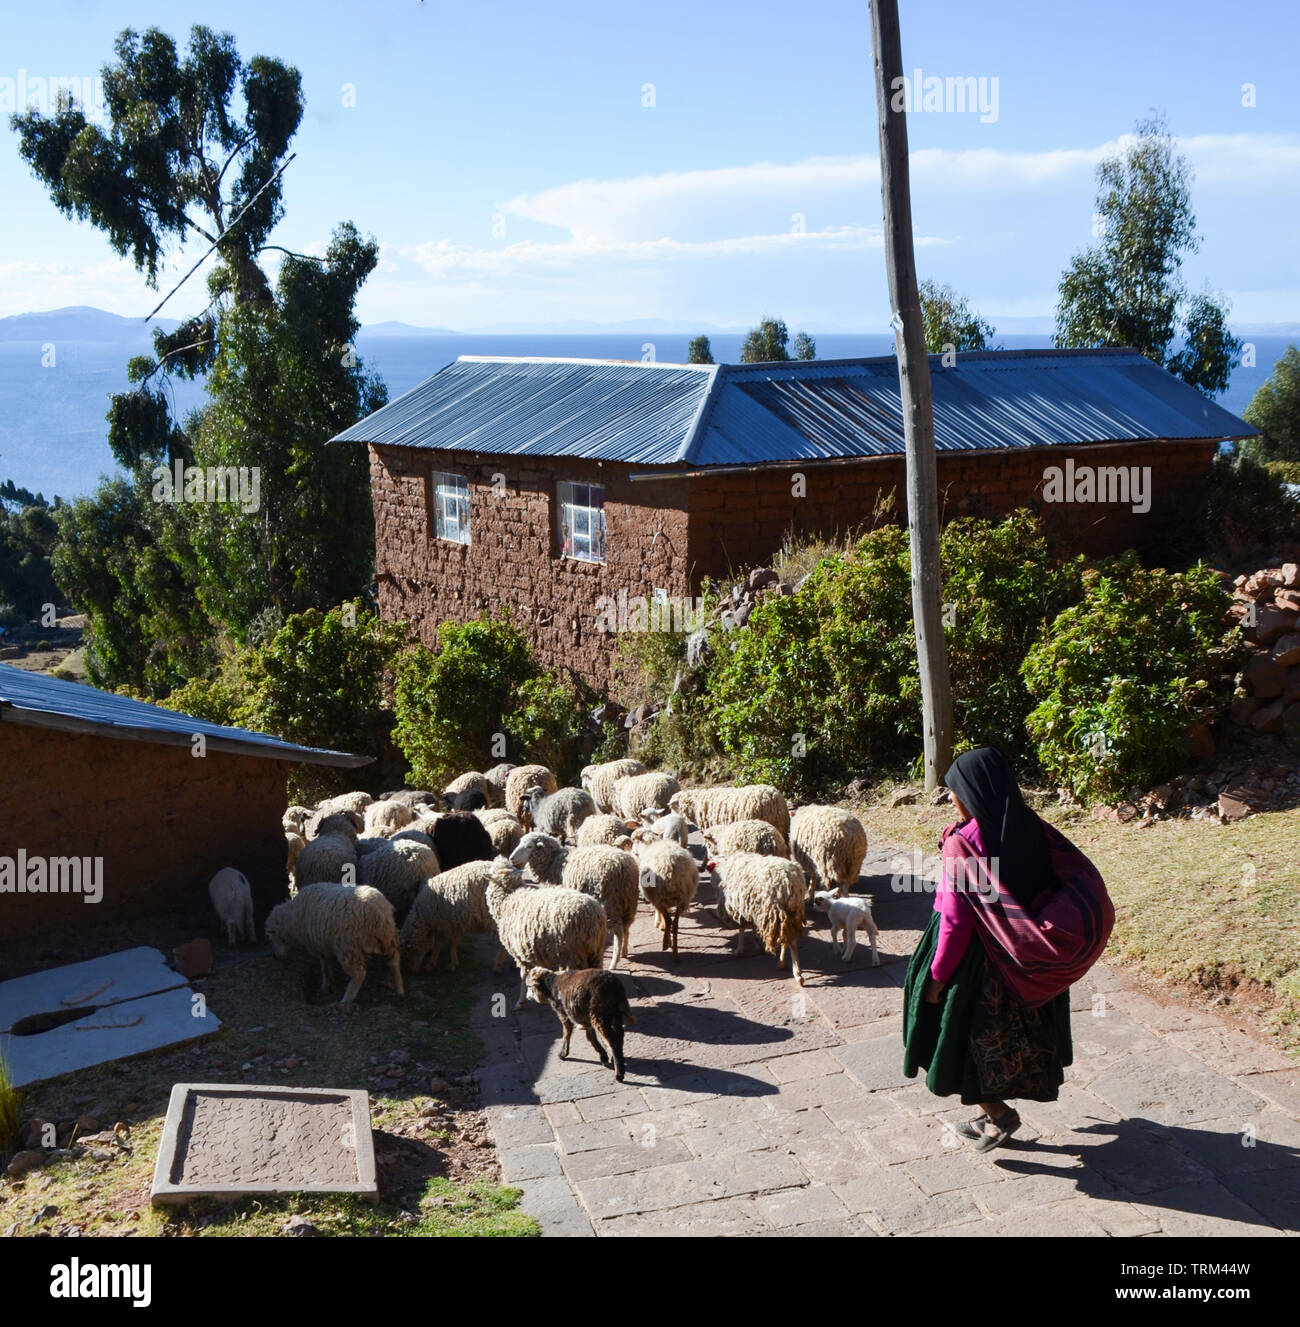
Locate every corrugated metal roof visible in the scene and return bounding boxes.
[0,664,370,767]
[332,348,1257,467]
[332,356,717,463]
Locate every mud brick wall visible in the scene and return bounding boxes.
[687,438,1219,578]
[370,444,692,688]
[0,724,292,944]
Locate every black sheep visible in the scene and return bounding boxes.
[445,788,488,812]
[525,967,636,1080]
[431,810,494,870]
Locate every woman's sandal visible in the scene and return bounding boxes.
[954,1113,992,1140]
[971,1108,1021,1152]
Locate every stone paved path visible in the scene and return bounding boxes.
[471,839,1300,1237]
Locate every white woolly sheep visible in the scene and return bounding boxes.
[295,830,359,889]
[443,771,490,804]
[522,785,597,841]
[636,809,690,849]
[812,889,880,965]
[384,788,438,808]
[305,808,363,840]
[709,852,807,985]
[580,758,646,814]
[285,832,306,881]
[364,798,416,838]
[576,814,634,849]
[631,837,699,961]
[283,805,310,835]
[670,785,790,840]
[265,882,403,1006]
[400,860,498,972]
[505,764,559,822]
[611,771,680,822]
[485,858,608,1008]
[390,827,435,851]
[789,805,867,899]
[474,808,525,855]
[701,818,788,858]
[509,833,638,968]
[357,837,441,924]
[208,867,254,944]
[483,763,516,808]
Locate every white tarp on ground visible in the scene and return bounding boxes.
[0,946,219,1088]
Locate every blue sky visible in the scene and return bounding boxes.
[0,0,1296,330]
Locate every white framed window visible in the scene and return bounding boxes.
[557,480,606,562]
[430,471,470,544]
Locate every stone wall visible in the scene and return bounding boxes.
[686,439,1219,579]
[369,445,692,689]
[371,438,1218,690]
[0,724,292,941]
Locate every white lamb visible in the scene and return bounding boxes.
[790,805,868,899]
[670,785,790,840]
[580,758,646,814]
[611,770,679,822]
[485,858,607,1008]
[265,882,404,1006]
[285,832,306,881]
[208,867,255,945]
[636,809,689,848]
[709,852,807,985]
[812,889,880,965]
[510,832,639,968]
[400,860,498,972]
[631,837,699,961]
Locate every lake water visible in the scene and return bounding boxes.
[1,331,1291,501]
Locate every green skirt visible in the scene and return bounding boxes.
[902,911,1072,1105]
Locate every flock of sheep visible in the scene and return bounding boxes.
[207,760,883,1061]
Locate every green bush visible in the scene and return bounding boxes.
[387,610,546,785]
[1185,452,1300,566]
[1022,554,1243,803]
[942,513,1085,762]
[1242,343,1300,463]
[504,672,590,785]
[704,523,919,797]
[613,596,726,779]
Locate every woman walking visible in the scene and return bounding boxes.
[902,747,1113,1151]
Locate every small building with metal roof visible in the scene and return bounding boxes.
[0,665,370,942]
[336,349,1257,688]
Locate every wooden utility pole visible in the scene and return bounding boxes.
[868,0,954,789]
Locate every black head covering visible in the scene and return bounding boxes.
[944,746,1054,907]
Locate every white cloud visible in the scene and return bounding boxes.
[398,224,950,282]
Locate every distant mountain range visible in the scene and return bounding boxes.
[2,305,1297,343]
[0,306,182,342]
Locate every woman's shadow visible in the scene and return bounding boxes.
[992,1115,1300,1232]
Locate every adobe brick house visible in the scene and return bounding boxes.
[0,665,369,946]
[336,349,1257,689]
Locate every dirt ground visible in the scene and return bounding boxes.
[0,910,537,1237]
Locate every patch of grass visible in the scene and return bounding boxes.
[190,1178,537,1238]
[0,1052,21,1155]
[856,788,1300,1055]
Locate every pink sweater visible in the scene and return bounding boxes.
[930,818,983,983]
